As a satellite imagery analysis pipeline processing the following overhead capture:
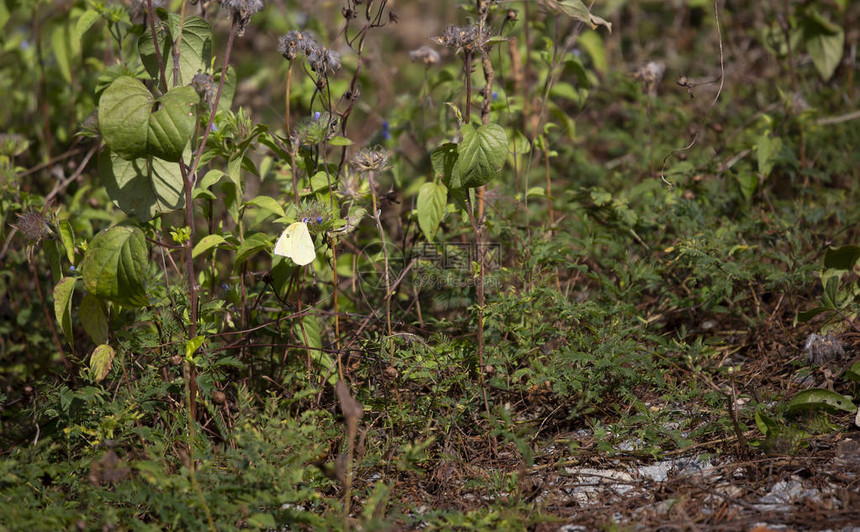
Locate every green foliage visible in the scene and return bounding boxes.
[1,0,858,528]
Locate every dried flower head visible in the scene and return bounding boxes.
[306,46,341,75]
[191,72,216,107]
[14,210,50,244]
[804,333,845,365]
[434,24,489,54]
[222,0,264,37]
[409,45,440,66]
[350,147,390,173]
[634,61,665,96]
[278,30,316,61]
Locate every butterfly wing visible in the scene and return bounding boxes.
[274,222,315,266]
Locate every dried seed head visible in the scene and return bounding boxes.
[278,30,316,61]
[191,72,216,107]
[14,210,50,243]
[222,0,264,37]
[804,333,845,365]
[634,61,665,96]
[306,46,341,74]
[409,45,440,66]
[350,147,390,173]
[434,24,489,53]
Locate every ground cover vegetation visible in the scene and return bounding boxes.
[0,0,859,529]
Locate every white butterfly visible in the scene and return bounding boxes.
[273,221,315,266]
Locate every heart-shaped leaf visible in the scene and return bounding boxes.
[457,123,508,189]
[81,226,148,307]
[80,293,109,345]
[53,276,77,348]
[98,76,152,160]
[417,182,447,242]
[90,344,116,382]
[99,77,199,162]
[139,15,212,87]
[147,85,198,162]
[98,149,185,222]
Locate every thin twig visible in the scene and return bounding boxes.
[660,0,725,186]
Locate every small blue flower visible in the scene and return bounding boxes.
[210,123,218,132]
[381,121,390,141]
[492,91,498,101]
[316,216,323,224]
[313,111,321,121]
[68,265,76,273]
[221,283,230,291]
[20,40,30,50]
[302,217,310,223]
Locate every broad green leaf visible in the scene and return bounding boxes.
[90,344,115,382]
[51,23,74,84]
[53,277,77,348]
[556,0,612,33]
[80,293,109,345]
[233,232,272,269]
[139,15,212,86]
[431,142,460,189]
[245,196,285,219]
[147,85,198,162]
[192,234,230,259]
[45,240,63,283]
[214,66,237,113]
[185,335,206,362]
[756,133,782,179]
[822,276,840,309]
[457,123,508,189]
[417,182,447,242]
[578,31,607,74]
[293,315,337,386]
[735,172,758,201]
[0,1,9,31]
[788,388,856,414]
[328,136,353,146]
[76,10,100,42]
[846,361,860,382]
[796,306,829,322]
[802,11,844,81]
[81,226,148,307]
[99,76,152,160]
[58,219,76,264]
[823,245,860,271]
[755,410,778,437]
[98,149,185,222]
